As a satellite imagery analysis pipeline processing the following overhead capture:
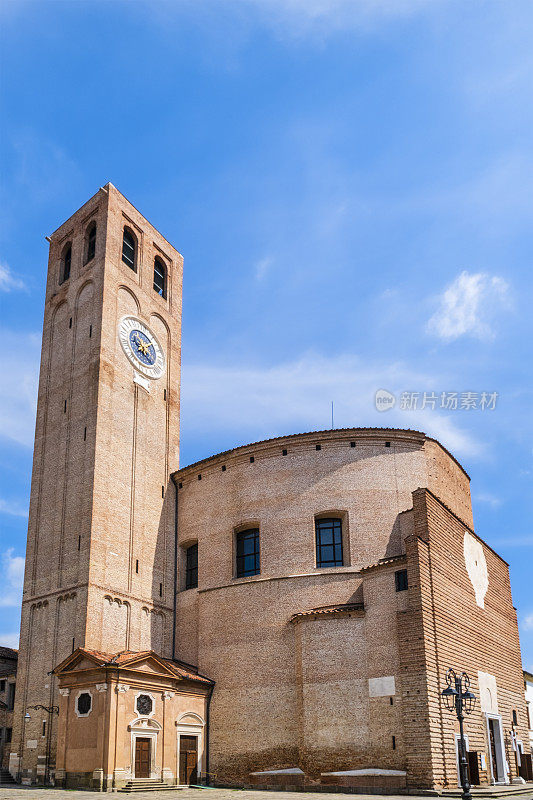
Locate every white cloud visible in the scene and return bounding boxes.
[0,262,27,292]
[0,548,25,608]
[0,633,19,649]
[0,498,29,518]
[427,271,511,342]
[474,492,502,509]
[0,329,40,448]
[522,613,533,632]
[181,352,482,459]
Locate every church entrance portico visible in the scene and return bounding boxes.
[51,648,213,790]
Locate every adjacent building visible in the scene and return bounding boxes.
[0,647,17,772]
[8,186,532,792]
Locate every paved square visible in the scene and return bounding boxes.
[0,788,439,800]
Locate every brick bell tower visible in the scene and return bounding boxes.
[10,184,183,782]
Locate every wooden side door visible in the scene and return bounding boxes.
[179,735,198,785]
[135,737,151,779]
[467,751,480,785]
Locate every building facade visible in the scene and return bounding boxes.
[8,186,532,792]
[0,647,17,771]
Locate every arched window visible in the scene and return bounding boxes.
[122,227,136,271]
[235,528,260,577]
[59,243,72,285]
[315,517,344,568]
[153,257,167,299]
[85,222,96,264]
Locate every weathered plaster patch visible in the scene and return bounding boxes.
[464,531,488,609]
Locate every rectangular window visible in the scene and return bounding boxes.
[185,543,198,590]
[42,720,46,737]
[395,569,408,592]
[6,728,12,743]
[315,518,343,568]
[0,680,5,692]
[236,529,260,577]
[6,683,15,710]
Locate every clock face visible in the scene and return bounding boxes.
[118,316,165,380]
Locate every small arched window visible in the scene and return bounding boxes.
[122,227,136,271]
[85,222,97,264]
[59,243,72,285]
[315,517,344,568]
[153,257,167,299]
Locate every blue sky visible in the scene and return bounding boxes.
[0,0,532,669]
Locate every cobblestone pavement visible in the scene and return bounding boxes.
[0,787,440,800]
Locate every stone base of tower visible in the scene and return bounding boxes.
[50,648,213,791]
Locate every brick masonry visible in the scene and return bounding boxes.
[9,186,531,792]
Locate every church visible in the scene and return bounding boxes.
[8,185,531,792]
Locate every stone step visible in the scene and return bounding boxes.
[0,769,16,785]
[120,788,183,793]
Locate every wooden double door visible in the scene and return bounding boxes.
[179,735,198,785]
[134,737,152,779]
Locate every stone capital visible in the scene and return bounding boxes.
[59,688,70,697]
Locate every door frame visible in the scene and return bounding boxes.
[485,713,508,785]
[130,729,158,779]
[134,736,152,779]
[176,713,204,785]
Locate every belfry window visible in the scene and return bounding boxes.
[122,227,136,271]
[315,518,343,568]
[85,222,96,264]
[59,243,72,284]
[236,529,260,578]
[153,257,167,298]
[185,543,198,590]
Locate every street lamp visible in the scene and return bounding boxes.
[442,668,476,800]
[17,713,32,783]
[27,705,59,785]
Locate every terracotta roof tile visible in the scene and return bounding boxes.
[360,554,406,573]
[75,648,213,684]
[290,602,365,623]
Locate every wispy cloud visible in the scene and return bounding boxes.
[0,548,25,608]
[0,633,19,649]
[181,352,482,459]
[234,0,441,36]
[474,491,502,509]
[0,498,29,518]
[427,271,511,342]
[0,329,40,448]
[522,612,533,632]
[0,261,27,292]
[255,256,274,281]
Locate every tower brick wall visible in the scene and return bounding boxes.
[11,185,182,784]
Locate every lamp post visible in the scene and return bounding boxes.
[17,712,32,783]
[27,705,59,785]
[442,668,476,800]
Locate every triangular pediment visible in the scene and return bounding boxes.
[119,654,178,678]
[53,648,109,675]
